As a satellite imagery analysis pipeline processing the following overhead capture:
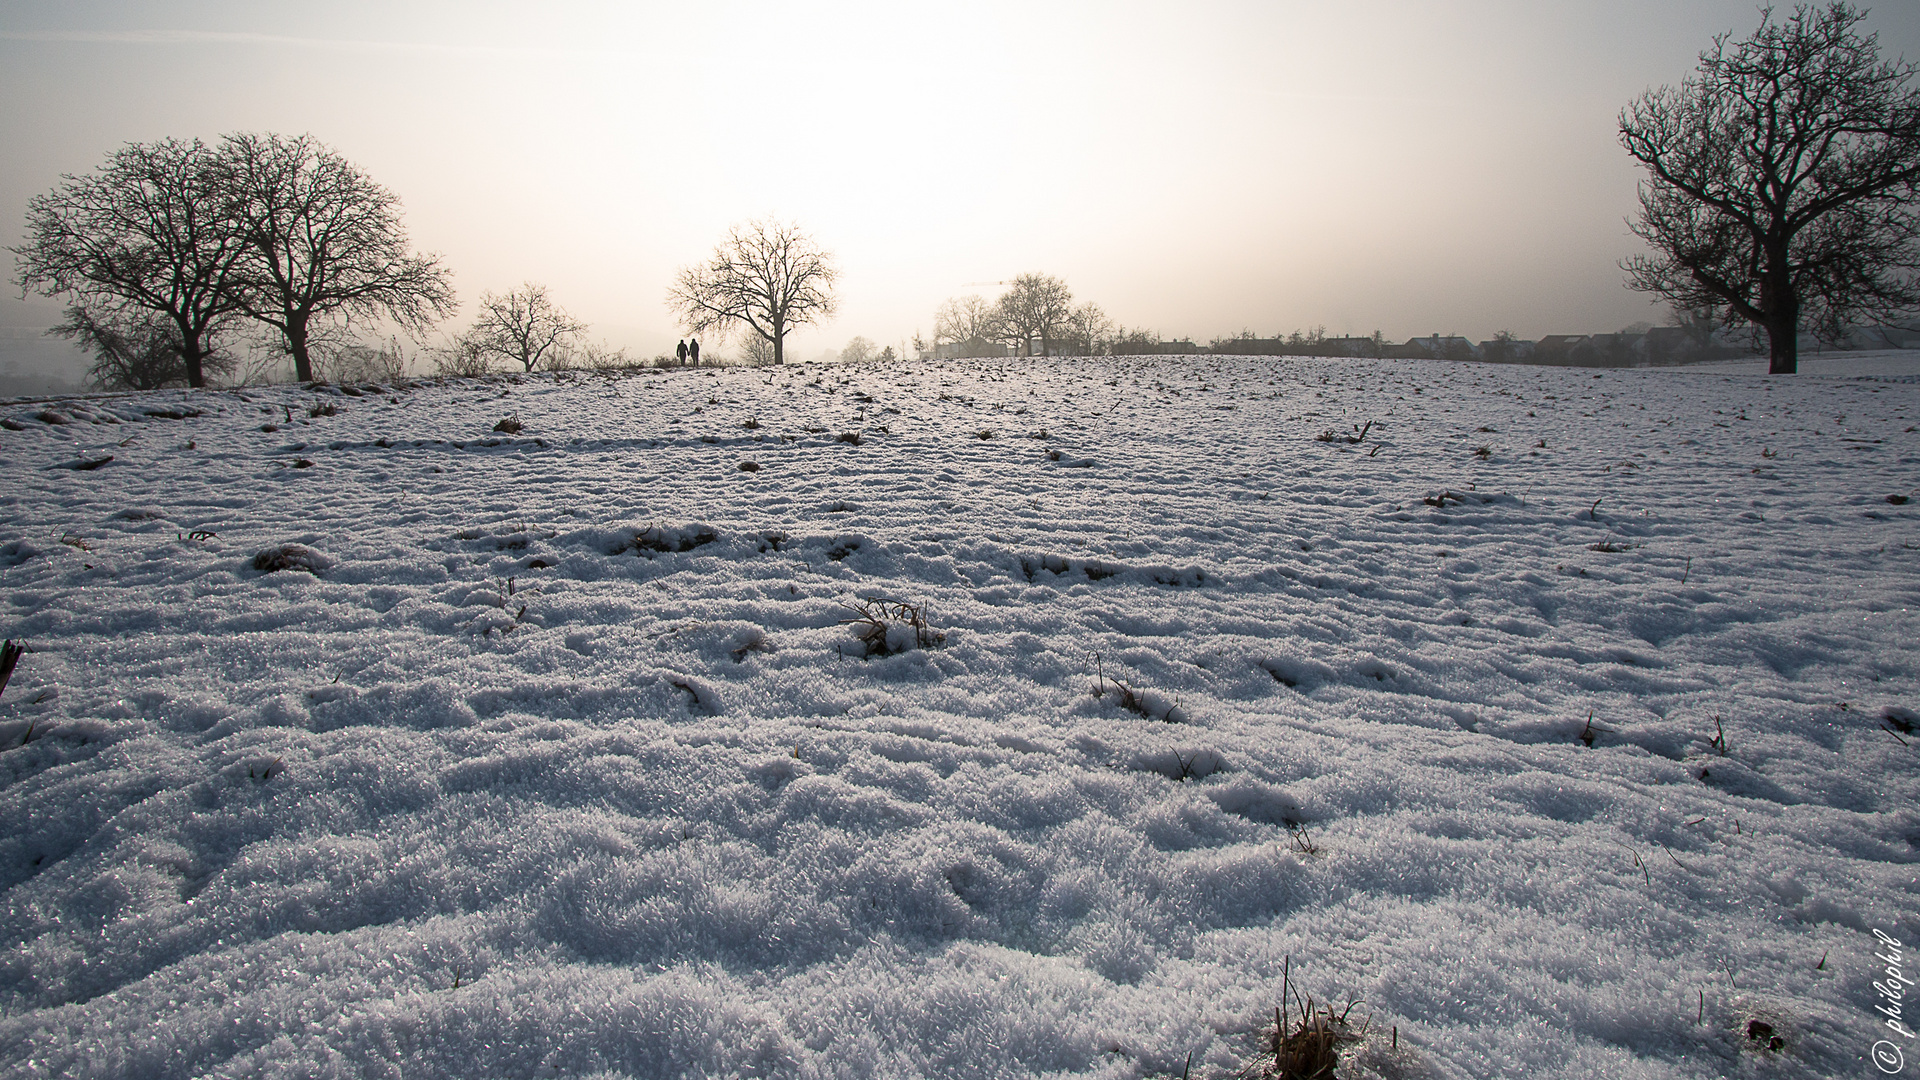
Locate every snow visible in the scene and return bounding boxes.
[0,353,1915,1079]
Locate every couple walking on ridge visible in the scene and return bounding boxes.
[676,338,700,365]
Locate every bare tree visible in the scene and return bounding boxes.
[1620,3,1920,374]
[56,304,235,390]
[840,336,877,363]
[667,219,837,365]
[1061,301,1115,356]
[466,284,585,372]
[14,138,249,387]
[1481,330,1523,364]
[992,273,1074,356]
[1670,301,1725,359]
[934,294,997,357]
[220,132,455,383]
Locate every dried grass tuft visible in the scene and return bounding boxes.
[0,639,24,704]
[1242,957,1366,1080]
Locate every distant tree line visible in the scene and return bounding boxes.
[932,274,1113,357]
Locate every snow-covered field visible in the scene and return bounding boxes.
[0,353,1915,1079]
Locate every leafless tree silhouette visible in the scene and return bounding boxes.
[1620,3,1920,373]
[934,294,997,357]
[667,219,837,365]
[14,138,249,388]
[991,273,1074,356]
[466,284,585,372]
[1061,301,1114,356]
[221,132,454,383]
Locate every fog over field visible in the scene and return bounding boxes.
[5,1,1919,379]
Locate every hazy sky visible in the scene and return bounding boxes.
[6,1,1920,363]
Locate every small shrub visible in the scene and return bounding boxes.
[309,401,337,418]
[741,417,762,430]
[493,415,523,434]
[839,597,943,657]
[836,430,863,445]
[1473,445,1493,459]
[1577,709,1611,748]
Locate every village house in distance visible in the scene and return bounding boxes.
[925,320,1920,367]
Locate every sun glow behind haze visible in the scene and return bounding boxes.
[3,0,1920,359]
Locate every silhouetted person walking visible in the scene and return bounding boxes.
[689,338,700,365]
[676,339,688,365]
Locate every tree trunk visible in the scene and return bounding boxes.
[1761,249,1798,375]
[773,322,785,365]
[287,318,314,383]
[1765,315,1799,374]
[180,324,207,388]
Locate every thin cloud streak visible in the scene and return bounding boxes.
[0,28,546,57]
